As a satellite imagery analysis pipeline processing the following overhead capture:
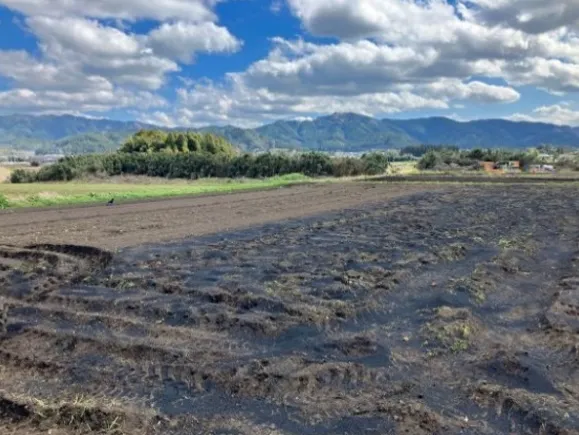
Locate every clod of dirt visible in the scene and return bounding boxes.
[544,290,579,333]
[320,335,382,358]
[435,243,468,262]
[472,383,579,434]
[479,350,559,395]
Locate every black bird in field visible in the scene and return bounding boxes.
[107,198,115,206]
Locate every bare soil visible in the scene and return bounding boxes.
[1,183,579,434]
[0,183,432,249]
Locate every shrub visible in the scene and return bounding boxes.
[331,157,366,177]
[0,193,9,209]
[417,151,442,170]
[361,152,390,175]
[10,169,38,183]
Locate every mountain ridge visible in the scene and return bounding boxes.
[1,112,578,154]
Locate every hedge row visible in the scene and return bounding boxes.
[10,152,390,183]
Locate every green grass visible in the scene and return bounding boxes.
[0,173,312,209]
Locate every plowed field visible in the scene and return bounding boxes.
[1,182,579,435]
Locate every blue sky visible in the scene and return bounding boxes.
[0,0,578,127]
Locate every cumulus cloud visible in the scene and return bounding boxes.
[148,22,241,63]
[0,50,113,92]
[148,75,450,128]
[0,0,218,22]
[283,0,579,95]
[1,0,578,125]
[508,104,579,126]
[0,0,241,114]
[147,0,578,127]
[0,88,165,114]
[471,0,579,34]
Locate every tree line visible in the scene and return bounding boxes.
[10,130,390,182]
[416,147,546,170]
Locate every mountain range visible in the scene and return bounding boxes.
[1,113,579,155]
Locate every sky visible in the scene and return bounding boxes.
[0,0,579,128]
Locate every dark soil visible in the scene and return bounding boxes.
[1,184,579,434]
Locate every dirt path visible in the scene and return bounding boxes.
[0,182,436,249]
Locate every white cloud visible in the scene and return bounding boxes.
[28,16,142,58]
[410,80,520,103]
[148,21,241,63]
[242,39,520,103]
[146,0,578,127]
[508,104,579,126]
[471,0,579,34]
[270,1,284,14]
[137,111,179,127]
[151,75,451,128]
[0,50,113,92]
[0,88,165,114]
[283,0,579,96]
[0,0,241,115]
[1,0,579,126]
[0,0,218,22]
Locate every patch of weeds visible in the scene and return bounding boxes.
[492,253,526,274]
[497,234,537,255]
[449,277,487,304]
[26,194,42,206]
[436,243,468,262]
[449,264,495,304]
[0,193,10,209]
[5,393,133,434]
[423,306,478,354]
[450,338,470,353]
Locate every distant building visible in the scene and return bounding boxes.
[529,164,555,173]
[479,160,521,173]
[480,161,497,172]
[35,154,64,164]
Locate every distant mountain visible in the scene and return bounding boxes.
[0,114,153,150]
[34,132,132,155]
[256,113,417,150]
[196,125,272,151]
[1,113,579,154]
[388,117,579,148]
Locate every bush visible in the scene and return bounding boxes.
[361,152,390,175]
[417,151,442,170]
[0,193,9,209]
[10,169,38,183]
[331,157,366,177]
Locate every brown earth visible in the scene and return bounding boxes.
[0,182,434,249]
[1,183,579,435]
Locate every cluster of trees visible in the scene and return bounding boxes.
[416,147,544,170]
[119,130,237,156]
[400,144,459,157]
[10,150,390,183]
